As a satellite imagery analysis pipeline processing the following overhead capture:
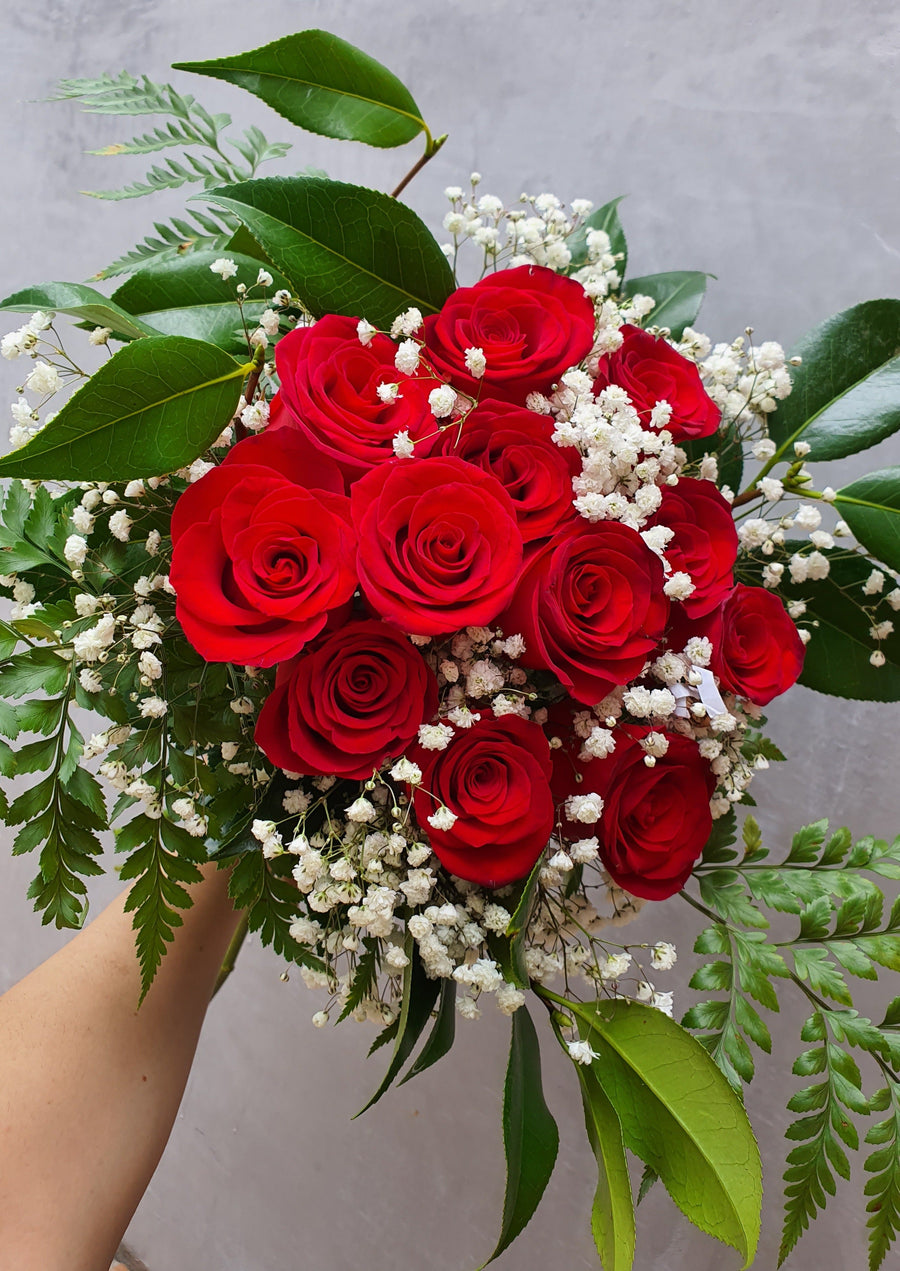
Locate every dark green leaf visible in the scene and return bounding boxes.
[0,281,155,341]
[566,197,627,277]
[622,271,708,339]
[205,176,455,329]
[578,1063,636,1271]
[835,468,900,573]
[175,30,428,149]
[399,978,456,1084]
[479,1005,559,1268]
[0,335,248,480]
[355,941,439,1116]
[768,300,900,462]
[111,250,293,352]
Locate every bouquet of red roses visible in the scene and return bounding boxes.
[1,29,899,1271]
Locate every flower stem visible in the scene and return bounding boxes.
[391,133,448,200]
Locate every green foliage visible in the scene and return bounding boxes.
[739,544,900,702]
[479,1005,559,1269]
[54,71,289,277]
[337,940,379,1023]
[488,854,543,990]
[865,1084,900,1271]
[0,282,156,341]
[767,299,900,462]
[565,197,628,277]
[399,977,457,1085]
[835,467,900,573]
[110,250,294,352]
[0,336,249,481]
[355,940,440,1115]
[578,1063,636,1271]
[622,271,708,339]
[570,999,761,1266]
[92,207,242,281]
[205,176,455,329]
[174,30,431,151]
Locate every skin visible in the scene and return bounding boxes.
[0,861,241,1271]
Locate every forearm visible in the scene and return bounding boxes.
[0,861,241,1271]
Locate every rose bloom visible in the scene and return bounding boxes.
[255,619,439,779]
[707,584,806,706]
[273,314,436,480]
[352,455,524,636]
[410,715,555,887]
[432,398,580,543]
[554,724,716,900]
[500,520,669,704]
[170,429,356,666]
[423,265,595,404]
[592,324,720,442]
[647,477,738,617]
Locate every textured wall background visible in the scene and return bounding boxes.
[1,1,900,1267]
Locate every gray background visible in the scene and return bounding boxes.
[2,1,900,1267]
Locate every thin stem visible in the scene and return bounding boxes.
[391,133,448,200]
[213,909,249,996]
[233,343,266,442]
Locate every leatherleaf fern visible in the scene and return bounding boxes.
[682,810,900,1269]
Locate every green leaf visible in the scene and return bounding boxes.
[110,250,293,352]
[577,1063,636,1271]
[205,176,455,329]
[399,978,456,1084]
[566,197,628,277]
[622,271,709,340]
[575,1000,761,1266]
[479,1005,559,1268]
[0,648,70,698]
[864,1086,900,1271]
[793,947,853,1006]
[0,336,249,480]
[835,468,900,573]
[355,941,440,1116]
[768,299,900,462]
[0,282,156,341]
[337,941,379,1023]
[741,546,900,702]
[174,30,429,150]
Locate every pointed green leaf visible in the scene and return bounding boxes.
[574,1000,761,1267]
[399,977,456,1084]
[355,941,439,1116]
[835,468,900,572]
[578,1064,636,1271]
[768,299,900,462]
[174,30,428,150]
[0,282,156,341]
[0,336,249,480]
[479,1005,559,1268]
[566,197,628,277]
[622,271,709,339]
[110,250,293,351]
[204,176,454,329]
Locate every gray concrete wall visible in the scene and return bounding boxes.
[1,1,900,1267]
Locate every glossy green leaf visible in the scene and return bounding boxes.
[479,1005,559,1268]
[0,281,156,341]
[487,854,544,990]
[110,251,293,352]
[566,197,627,277]
[835,468,900,573]
[578,1064,636,1271]
[740,544,900,701]
[355,941,440,1116]
[575,1001,761,1267]
[205,176,454,329]
[174,30,428,150]
[399,977,456,1084]
[622,271,708,339]
[768,299,900,462]
[0,336,249,480]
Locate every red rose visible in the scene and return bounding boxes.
[708,584,805,706]
[500,521,669,705]
[647,477,738,618]
[423,265,595,404]
[255,619,439,779]
[592,325,720,442]
[432,398,580,542]
[555,725,715,900]
[170,429,356,666]
[273,314,436,480]
[411,715,555,887]
[351,456,524,636]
